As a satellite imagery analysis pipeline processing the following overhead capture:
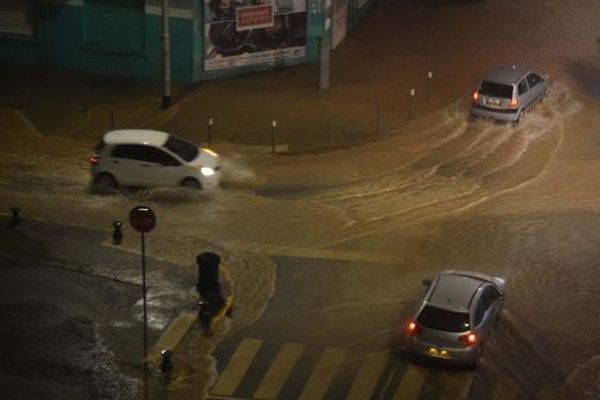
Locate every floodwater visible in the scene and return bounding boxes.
[2,0,600,397]
[1,79,600,398]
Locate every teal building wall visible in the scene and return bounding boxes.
[0,0,373,83]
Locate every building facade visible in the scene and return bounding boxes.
[0,0,373,83]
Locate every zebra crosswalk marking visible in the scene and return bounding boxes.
[392,364,428,400]
[491,380,517,400]
[211,338,263,396]
[253,342,305,400]
[298,348,347,400]
[345,353,388,400]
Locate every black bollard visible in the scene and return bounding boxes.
[198,300,213,335]
[112,221,122,245]
[9,207,20,228]
[159,349,173,373]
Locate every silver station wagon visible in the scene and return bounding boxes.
[405,270,506,367]
[471,66,549,123]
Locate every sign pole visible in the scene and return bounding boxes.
[141,231,148,369]
[141,231,148,400]
[128,205,157,400]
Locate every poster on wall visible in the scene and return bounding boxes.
[332,0,347,49]
[204,0,308,71]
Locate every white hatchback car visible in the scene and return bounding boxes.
[90,129,220,192]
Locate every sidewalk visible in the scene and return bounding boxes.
[0,1,473,154]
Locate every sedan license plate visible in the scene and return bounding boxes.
[427,347,451,359]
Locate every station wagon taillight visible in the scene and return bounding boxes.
[459,332,478,346]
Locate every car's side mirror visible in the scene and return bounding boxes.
[422,279,432,287]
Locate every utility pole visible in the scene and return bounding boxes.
[319,36,331,90]
[162,0,171,108]
[319,0,332,90]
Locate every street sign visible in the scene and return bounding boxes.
[129,206,157,233]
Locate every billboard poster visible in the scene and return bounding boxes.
[204,0,308,71]
[332,0,347,49]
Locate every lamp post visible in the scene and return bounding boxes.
[162,0,171,108]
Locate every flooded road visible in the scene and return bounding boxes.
[2,80,600,398]
[2,0,600,397]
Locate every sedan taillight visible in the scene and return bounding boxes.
[458,332,478,346]
[406,320,420,337]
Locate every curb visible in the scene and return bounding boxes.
[146,295,234,368]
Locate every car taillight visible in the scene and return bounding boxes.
[89,154,99,166]
[508,97,519,108]
[406,320,420,337]
[459,332,478,346]
[472,91,479,103]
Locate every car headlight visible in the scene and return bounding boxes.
[201,167,215,177]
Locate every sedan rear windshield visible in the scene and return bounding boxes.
[417,305,470,332]
[164,135,198,162]
[479,81,513,99]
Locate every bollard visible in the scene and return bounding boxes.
[112,221,123,245]
[83,85,89,114]
[376,105,383,135]
[198,300,212,335]
[427,72,433,102]
[160,349,173,373]
[271,120,277,155]
[207,117,213,148]
[9,207,20,228]
[327,118,332,148]
[408,89,415,119]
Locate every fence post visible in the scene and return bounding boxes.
[207,117,213,148]
[408,89,415,119]
[327,118,332,148]
[83,85,89,114]
[271,120,277,154]
[427,71,433,102]
[377,105,383,135]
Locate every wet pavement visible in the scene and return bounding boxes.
[2,0,600,398]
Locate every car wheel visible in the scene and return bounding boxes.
[181,177,201,190]
[540,88,548,103]
[94,173,118,194]
[514,110,524,125]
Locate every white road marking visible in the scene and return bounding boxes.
[211,338,263,396]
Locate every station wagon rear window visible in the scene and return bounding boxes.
[479,81,513,99]
[164,135,199,162]
[417,305,470,332]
